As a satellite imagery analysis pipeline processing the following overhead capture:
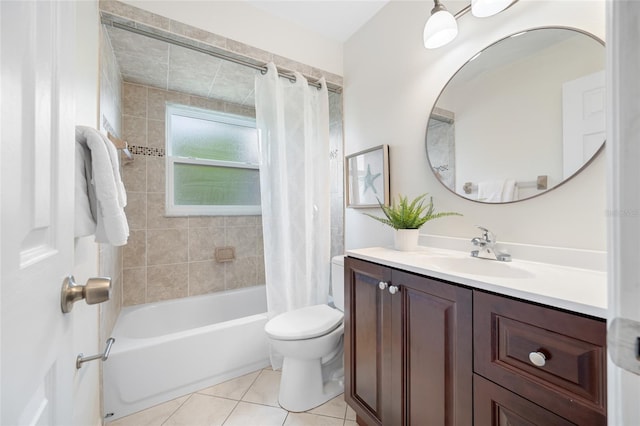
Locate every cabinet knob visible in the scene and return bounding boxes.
[528,351,547,367]
[388,285,399,295]
[378,281,389,291]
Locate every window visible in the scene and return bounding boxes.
[166,104,260,216]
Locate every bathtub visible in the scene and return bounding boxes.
[103,285,270,421]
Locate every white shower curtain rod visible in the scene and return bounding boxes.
[103,16,342,94]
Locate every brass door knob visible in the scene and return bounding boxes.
[61,275,111,313]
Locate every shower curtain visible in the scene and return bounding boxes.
[255,62,331,368]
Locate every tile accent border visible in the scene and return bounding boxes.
[129,145,165,157]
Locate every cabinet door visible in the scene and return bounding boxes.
[344,257,391,426]
[393,270,473,426]
[474,375,574,426]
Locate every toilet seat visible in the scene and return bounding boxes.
[265,305,343,341]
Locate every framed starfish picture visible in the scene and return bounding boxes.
[345,145,389,208]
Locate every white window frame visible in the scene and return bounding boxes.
[165,103,261,216]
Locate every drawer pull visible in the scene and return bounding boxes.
[379,281,389,291]
[528,351,547,367]
[389,285,399,295]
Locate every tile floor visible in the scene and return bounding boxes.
[109,368,357,426]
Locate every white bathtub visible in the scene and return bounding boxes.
[103,286,270,421]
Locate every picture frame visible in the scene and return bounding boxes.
[345,145,390,208]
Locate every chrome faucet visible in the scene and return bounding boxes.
[470,226,511,262]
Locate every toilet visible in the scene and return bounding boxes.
[264,255,345,412]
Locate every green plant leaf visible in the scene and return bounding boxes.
[363,193,462,230]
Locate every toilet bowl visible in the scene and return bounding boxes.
[264,256,345,412]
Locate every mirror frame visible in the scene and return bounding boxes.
[425,26,605,204]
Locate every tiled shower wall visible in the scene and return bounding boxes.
[104,1,344,307]
[329,91,344,257]
[121,82,264,306]
[120,82,344,306]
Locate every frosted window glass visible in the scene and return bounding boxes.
[173,163,261,206]
[166,104,260,215]
[170,114,258,164]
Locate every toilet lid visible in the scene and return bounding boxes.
[265,305,344,341]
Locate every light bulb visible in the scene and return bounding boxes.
[423,6,458,49]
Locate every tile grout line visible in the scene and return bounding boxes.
[159,393,193,426]
[238,369,264,401]
[112,368,352,425]
[219,399,241,426]
[221,368,282,425]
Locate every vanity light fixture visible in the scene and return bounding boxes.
[423,0,458,49]
[423,0,517,49]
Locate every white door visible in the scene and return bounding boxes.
[562,70,606,180]
[607,1,640,425]
[1,1,78,424]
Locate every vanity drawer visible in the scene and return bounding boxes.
[473,291,606,425]
[474,375,574,426]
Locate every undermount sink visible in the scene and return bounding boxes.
[426,256,534,279]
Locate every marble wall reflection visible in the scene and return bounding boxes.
[426,116,455,191]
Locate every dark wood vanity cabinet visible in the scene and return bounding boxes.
[344,257,473,426]
[473,375,575,426]
[473,291,607,425]
[345,256,607,426]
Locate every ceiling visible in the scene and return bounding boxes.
[245,0,390,42]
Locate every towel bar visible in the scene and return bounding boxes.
[463,175,548,194]
[107,132,133,161]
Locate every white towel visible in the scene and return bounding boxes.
[103,131,127,208]
[501,179,518,202]
[75,139,97,237]
[477,180,519,202]
[477,180,506,202]
[75,126,129,246]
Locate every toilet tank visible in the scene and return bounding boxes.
[331,256,345,311]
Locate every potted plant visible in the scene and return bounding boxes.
[365,193,462,251]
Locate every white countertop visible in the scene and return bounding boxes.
[346,246,608,319]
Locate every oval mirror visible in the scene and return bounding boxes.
[425,27,605,203]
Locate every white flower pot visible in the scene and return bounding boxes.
[394,229,419,251]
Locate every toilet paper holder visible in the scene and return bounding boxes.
[77,337,115,369]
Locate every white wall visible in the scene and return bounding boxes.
[120,0,344,76]
[344,0,606,251]
[443,33,604,199]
